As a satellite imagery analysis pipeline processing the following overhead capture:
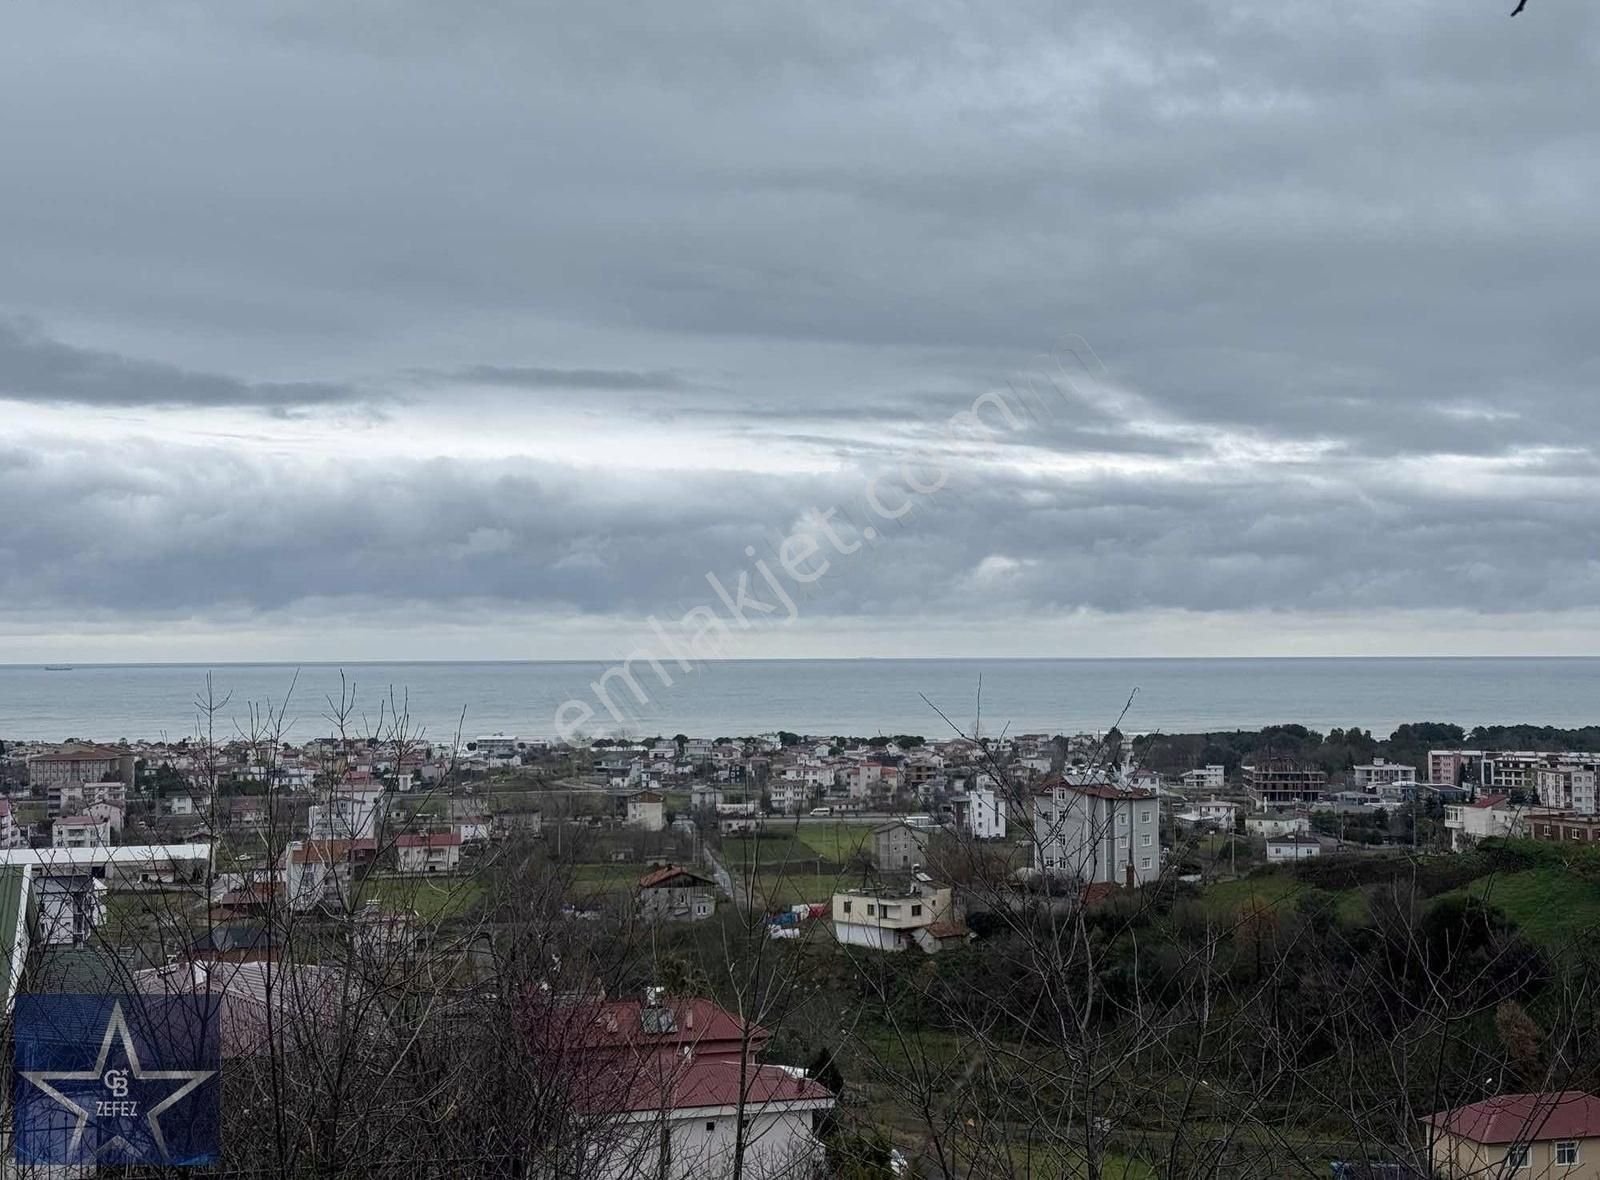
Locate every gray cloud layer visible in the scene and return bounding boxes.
[1,0,1597,648]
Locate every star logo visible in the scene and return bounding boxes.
[15,997,219,1165]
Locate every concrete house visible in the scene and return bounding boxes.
[872,820,932,870]
[395,830,462,874]
[1424,1091,1600,1179]
[626,791,666,832]
[831,875,954,953]
[635,864,718,922]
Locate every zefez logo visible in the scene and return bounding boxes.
[13,994,221,1166]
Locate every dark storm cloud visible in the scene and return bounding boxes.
[0,319,362,409]
[1,0,1598,642]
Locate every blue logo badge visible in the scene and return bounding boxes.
[13,994,221,1166]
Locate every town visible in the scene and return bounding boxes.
[4,717,1600,1177]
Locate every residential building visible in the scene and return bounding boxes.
[767,779,812,814]
[536,993,835,1180]
[831,876,955,952]
[85,800,125,837]
[872,820,932,870]
[1528,813,1600,847]
[37,873,106,946]
[308,785,389,842]
[1538,765,1598,815]
[1243,761,1327,809]
[1265,834,1322,861]
[690,785,725,811]
[1181,765,1226,791]
[943,787,1006,839]
[282,839,376,909]
[1352,758,1417,790]
[1443,794,1523,851]
[51,813,112,849]
[1194,798,1239,826]
[1424,1091,1600,1179]
[396,830,463,874]
[45,777,127,818]
[635,864,718,922]
[27,744,136,797]
[1428,749,1484,788]
[627,791,666,832]
[1245,813,1310,838]
[1032,779,1160,886]
[0,798,24,849]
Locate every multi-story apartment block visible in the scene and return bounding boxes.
[1353,758,1418,789]
[1181,765,1226,791]
[51,814,112,849]
[1428,749,1484,788]
[1243,761,1327,810]
[28,744,136,799]
[1538,765,1599,815]
[1032,779,1160,886]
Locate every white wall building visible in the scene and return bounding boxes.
[1265,834,1322,861]
[51,814,112,849]
[1353,758,1418,789]
[1032,780,1160,886]
[1181,765,1226,791]
[1537,767,1597,815]
[831,878,953,953]
[1443,794,1524,851]
[1245,813,1310,838]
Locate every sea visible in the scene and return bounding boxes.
[2,657,1599,745]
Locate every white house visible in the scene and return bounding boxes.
[85,800,125,837]
[626,792,666,832]
[1032,779,1160,886]
[832,876,955,953]
[1443,794,1523,852]
[1537,766,1598,815]
[396,830,462,874]
[0,799,25,850]
[308,785,388,842]
[944,787,1007,839]
[1265,834,1322,861]
[1245,813,1310,838]
[51,814,112,850]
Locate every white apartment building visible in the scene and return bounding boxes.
[944,787,1006,840]
[0,799,24,850]
[1245,813,1310,838]
[1537,766,1598,815]
[831,877,953,952]
[51,814,112,849]
[1181,765,1226,791]
[1353,758,1418,789]
[1428,749,1484,788]
[1032,780,1160,886]
[308,785,389,841]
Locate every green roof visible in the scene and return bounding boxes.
[0,864,31,1009]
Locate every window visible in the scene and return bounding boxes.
[1557,1141,1580,1166]
[1507,1144,1530,1170]
[705,1121,717,1133]
[843,900,852,914]
[1116,811,1127,826]
[1140,810,1153,823]
[911,904,922,916]
[1140,856,1152,870]
[866,904,876,916]
[1141,834,1153,847]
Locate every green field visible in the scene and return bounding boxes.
[1454,867,1600,947]
[359,875,483,921]
[795,822,874,866]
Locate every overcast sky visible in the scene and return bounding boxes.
[2,0,1598,663]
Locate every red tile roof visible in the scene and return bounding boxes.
[591,1057,832,1114]
[290,838,377,864]
[1035,777,1156,801]
[1469,794,1511,809]
[637,864,714,890]
[1425,1092,1600,1144]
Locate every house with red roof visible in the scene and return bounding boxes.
[1424,1091,1600,1177]
[1442,794,1522,852]
[395,830,462,874]
[635,864,718,923]
[531,991,834,1180]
